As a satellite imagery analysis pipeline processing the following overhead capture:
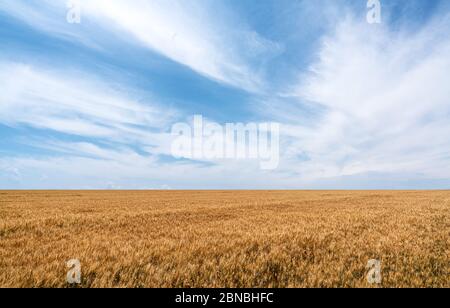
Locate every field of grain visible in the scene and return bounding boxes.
[0,191,448,288]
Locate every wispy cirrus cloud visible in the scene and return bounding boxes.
[0,60,182,188]
[0,0,281,92]
[274,13,450,182]
[0,61,176,148]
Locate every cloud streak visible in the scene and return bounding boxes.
[0,0,280,92]
[280,13,450,181]
[0,60,180,168]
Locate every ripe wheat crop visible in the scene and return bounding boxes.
[0,190,448,288]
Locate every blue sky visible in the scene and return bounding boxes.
[0,0,450,189]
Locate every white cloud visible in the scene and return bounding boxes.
[0,0,280,92]
[278,14,450,181]
[0,62,175,142]
[84,0,267,91]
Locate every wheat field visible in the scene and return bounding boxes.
[0,190,448,288]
